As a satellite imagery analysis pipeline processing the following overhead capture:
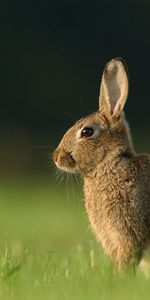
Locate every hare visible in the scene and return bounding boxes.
[53,58,150,272]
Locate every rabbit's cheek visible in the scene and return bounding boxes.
[97,146,105,162]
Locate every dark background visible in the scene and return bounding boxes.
[1,0,150,175]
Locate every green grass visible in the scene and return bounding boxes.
[0,176,149,300]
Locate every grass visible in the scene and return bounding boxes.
[0,175,149,300]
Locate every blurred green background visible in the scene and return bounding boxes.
[1,0,150,175]
[0,1,150,298]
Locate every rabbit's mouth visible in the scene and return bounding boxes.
[53,149,77,173]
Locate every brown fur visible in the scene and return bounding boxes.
[53,58,150,271]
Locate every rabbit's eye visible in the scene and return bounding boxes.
[81,127,94,138]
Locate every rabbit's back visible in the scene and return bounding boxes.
[134,154,150,223]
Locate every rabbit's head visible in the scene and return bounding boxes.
[53,58,134,176]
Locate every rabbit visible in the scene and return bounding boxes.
[53,57,150,272]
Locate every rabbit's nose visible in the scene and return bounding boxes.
[53,148,60,163]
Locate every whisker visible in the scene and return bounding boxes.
[64,112,77,122]
[73,173,81,191]
[66,173,70,203]
[32,145,49,149]
[54,168,66,185]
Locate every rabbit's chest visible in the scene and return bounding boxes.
[83,180,127,253]
[84,194,122,252]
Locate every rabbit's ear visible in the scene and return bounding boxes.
[99,58,128,117]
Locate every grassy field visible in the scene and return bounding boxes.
[0,175,149,300]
